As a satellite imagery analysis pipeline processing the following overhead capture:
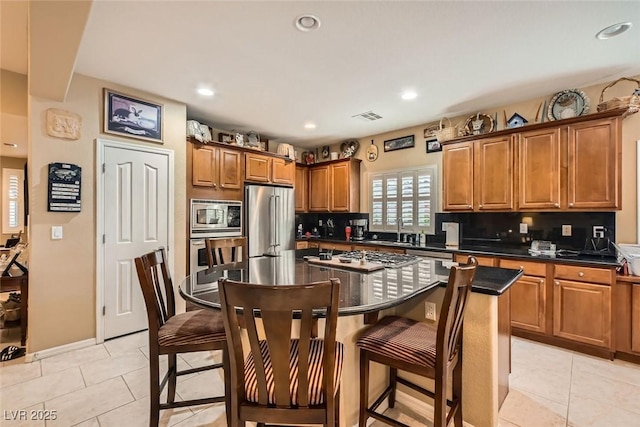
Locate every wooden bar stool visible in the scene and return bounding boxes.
[134,248,230,426]
[218,277,343,427]
[205,237,246,267]
[356,256,478,427]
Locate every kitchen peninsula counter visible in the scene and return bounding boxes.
[180,251,521,427]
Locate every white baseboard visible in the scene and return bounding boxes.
[25,338,97,362]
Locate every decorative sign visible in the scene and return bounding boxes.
[47,163,82,212]
[383,135,415,152]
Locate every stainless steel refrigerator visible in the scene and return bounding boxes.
[245,185,295,257]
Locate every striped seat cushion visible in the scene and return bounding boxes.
[244,339,343,406]
[158,309,226,347]
[356,316,438,368]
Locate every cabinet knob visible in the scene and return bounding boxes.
[213,183,217,188]
[578,271,584,277]
[554,203,559,207]
[539,279,545,285]
[554,280,560,286]
[479,204,483,208]
[569,203,574,207]
[468,205,472,208]
[519,265,524,270]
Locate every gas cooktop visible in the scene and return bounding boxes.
[338,251,420,267]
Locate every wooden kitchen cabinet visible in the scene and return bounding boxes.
[191,143,242,195]
[553,279,612,349]
[295,165,308,212]
[613,277,640,361]
[474,136,514,210]
[442,110,623,212]
[567,118,621,209]
[308,159,361,212]
[245,152,294,185]
[518,127,562,210]
[500,259,547,333]
[309,165,330,211]
[454,254,497,266]
[272,157,295,185]
[443,137,514,211]
[443,142,474,211]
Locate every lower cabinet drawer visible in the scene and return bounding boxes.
[500,259,546,277]
[555,264,613,285]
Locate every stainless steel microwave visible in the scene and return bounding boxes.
[190,199,242,238]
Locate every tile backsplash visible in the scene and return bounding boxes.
[432,212,616,252]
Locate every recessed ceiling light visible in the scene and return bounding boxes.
[296,15,321,32]
[197,88,214,96]
[3,143,17,147]
[304,123,317,129]
[596,22,633,39]
[401,91,417,100]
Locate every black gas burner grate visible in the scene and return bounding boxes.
[339,251,420,267]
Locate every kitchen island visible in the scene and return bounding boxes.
[180,250,522,427]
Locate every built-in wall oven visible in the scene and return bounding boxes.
[189,199,242,274]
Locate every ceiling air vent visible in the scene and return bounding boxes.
[352,111,383,121]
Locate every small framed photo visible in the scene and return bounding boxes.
[383,135,415,152]
[104,89,163,143]
[426,138,442,153]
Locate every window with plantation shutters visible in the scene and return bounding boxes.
[369,165,437,234]
[3,168,24,234]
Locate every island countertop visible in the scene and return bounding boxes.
[180,250,522,316]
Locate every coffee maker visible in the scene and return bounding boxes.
[350,219,368,241]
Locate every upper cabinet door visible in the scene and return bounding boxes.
[245,153,271,183]
[295,165,308,212]
[330,162,350,212]
[192,144,217,187]
[218,148,242,189]
[474,136,514,211]
[271,158,295,185]
[518,128,561,210]
[567,118,620,209]
[443,142,474,211]
[308,165,330,211]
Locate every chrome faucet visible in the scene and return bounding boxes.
[397,218,403,242]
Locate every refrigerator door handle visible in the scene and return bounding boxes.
[274,195,280,251]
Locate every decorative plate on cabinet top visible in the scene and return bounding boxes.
[340,139,360,158]
[463,113,494,136]
[547,89,590,121]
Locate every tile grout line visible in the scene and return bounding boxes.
[565,353,574,427]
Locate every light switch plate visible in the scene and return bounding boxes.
[562,225,572,236]
[519,223,528,234]
[51,226,63,240]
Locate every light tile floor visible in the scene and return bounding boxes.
[2,327,640,427]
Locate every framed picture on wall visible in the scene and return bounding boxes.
[426,138,442,153]
[383,135,415,152]
[104,89,163,143]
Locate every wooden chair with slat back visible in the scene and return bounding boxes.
[205,237,246,267]
[356,256,478,427]
[134,248,230,427]
[218,277,343,427]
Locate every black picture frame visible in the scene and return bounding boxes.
[383,135,415,152]
[104,89,163,143]
[426,138,442,153]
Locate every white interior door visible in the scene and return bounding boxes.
[102,143,171,340]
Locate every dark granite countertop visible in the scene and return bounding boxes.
[180,250,522,317]
[297,237,620,267]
